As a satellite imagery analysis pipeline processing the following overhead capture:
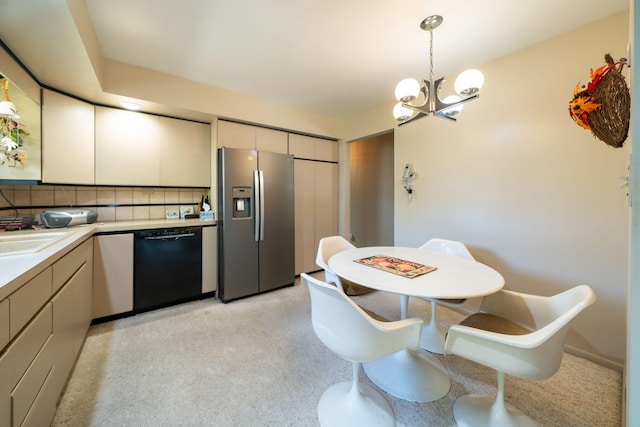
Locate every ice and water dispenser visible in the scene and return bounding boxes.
[232,187,252,219]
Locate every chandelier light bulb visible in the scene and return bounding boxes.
[393,102,414,121]
[455,69,484,96]
[395,78,421,102]
[441,95,463,117]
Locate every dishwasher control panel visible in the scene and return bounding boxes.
[135,228,199,239]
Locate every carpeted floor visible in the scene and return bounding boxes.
[52,275,622,426]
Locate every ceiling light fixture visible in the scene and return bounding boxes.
[120,101,142,111]
[393,15,484,124]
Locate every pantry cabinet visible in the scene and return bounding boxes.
[42,89,95,184]
[0,238,93,427]
[289,134,338,275]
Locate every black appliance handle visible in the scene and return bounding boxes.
[142,233,196,241]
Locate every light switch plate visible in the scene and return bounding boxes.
[166,209,179,219]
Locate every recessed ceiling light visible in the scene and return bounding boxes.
[120,101,141,111]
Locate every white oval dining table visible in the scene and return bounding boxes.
[329,246,505,402]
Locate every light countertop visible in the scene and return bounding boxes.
[0,218,216,300]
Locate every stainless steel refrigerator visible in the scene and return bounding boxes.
[218,147,295,302]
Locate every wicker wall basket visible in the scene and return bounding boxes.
[569,54,630,148]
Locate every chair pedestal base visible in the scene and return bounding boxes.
[318,381,394,427]
[419,307,446,354]
[364,348,450,402]
[453,395,538,427]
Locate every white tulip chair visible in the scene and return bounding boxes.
[444,285,596,427]
[303,273,423,427]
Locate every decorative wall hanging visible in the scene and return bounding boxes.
[568,54,630,148]
[0,77,28,167]
[0,74,41,181]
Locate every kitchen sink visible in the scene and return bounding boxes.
[0,231,72,256]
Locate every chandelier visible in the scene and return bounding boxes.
[393,15,484,123]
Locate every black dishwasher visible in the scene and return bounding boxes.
[134,227,202,313]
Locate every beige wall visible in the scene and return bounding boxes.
[379,12,629,367]
[349,133,394,247]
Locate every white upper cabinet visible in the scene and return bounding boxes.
[95,106,159,186]
[256,127,287,153]
[42,89,95,184]
[158,116,211,187]
[96,107,211,187]
[217,120,288,154]
[288,133,337,161]
[217,120,255,150]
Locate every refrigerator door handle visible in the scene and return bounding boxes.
[258,169,265,241]
[253,169,261,241]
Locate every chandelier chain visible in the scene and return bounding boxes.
[429,28,434,84]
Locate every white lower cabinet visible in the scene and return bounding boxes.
[93,233,134,319]
[202,226,218,294]
[0,238,93,427]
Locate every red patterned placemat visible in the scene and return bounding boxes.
[354,254,437,279]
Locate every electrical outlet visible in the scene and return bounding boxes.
[165,209,179,219]
[180,205,194,218]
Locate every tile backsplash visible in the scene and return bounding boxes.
[0,185,210,222]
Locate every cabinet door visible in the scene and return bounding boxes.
[93,234,134,318]
[9,268,52,339]
[51,279,75,396]
[95,107,159,185]
[256,127,288,153]
[202,226,218,294]
[42,89,95,184]
[315,138,338,162]
[288,133,316,159]
[314,162,339,254]
[217,120,255,150]
[294,159,317,275]
[0,299,8,350]
[158,117,211,187]
[0,303,52,427]
[73,259,93,357]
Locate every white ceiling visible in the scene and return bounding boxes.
[0,0,630,120]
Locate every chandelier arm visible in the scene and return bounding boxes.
[435,111,457,122]
[434,92,480,113]
[398,111,428,126]
[400,82,430,111]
